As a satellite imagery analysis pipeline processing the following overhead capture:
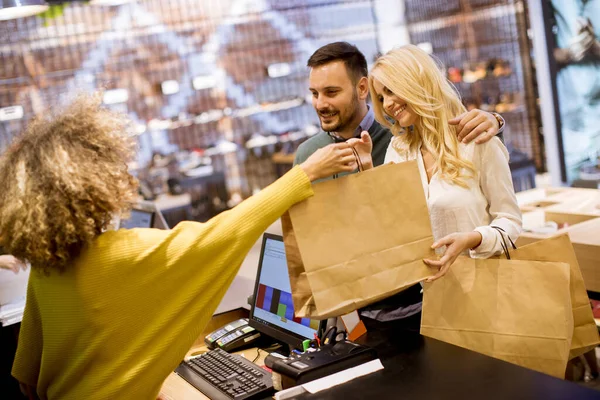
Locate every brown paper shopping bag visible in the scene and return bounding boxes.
[421,257,573,378]
[512,234,599,359]
[283,161,435,319]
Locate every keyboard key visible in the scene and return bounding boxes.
[189,364,206,375]
[246,387,260,395]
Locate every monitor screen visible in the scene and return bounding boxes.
[120,209,154,229]
[250,235,320,343]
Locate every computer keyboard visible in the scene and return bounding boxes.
[175,348,274,400]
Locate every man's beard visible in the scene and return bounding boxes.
[318,91,360,133]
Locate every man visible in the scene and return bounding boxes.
[294,42,506,331]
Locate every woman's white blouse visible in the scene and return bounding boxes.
[384,136,522,258]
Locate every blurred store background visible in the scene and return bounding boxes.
[0,0,598,226]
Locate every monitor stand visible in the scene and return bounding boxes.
[256,337,297,358]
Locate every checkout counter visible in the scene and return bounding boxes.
[5,208,600,399]
[161,311,600,400]
[517,187,600,294]
[160,220,600,400]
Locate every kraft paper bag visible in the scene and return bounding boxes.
[512,234,599,359]
[283,161,435,319]
[421,257,573,379]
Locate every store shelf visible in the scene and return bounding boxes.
[405,1,521,26]
[405,0,541,170]
[429,38,521,52]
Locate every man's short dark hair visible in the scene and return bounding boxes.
[307,42,368,84]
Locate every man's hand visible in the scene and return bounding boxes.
[346,131,374,170]
[449,109,501,144]
[0,255,27,274]
[423,231,482,282]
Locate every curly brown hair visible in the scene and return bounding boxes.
[0,94,139,273]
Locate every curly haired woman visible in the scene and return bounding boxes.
[1,94,369,399]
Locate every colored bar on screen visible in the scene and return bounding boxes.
[285,303,294,320]
[280,291,292,308]
[270,289,281,314]
[279,291,293,318]
[263,286,273,311]
[293,316,302,324]
[256,284,266,309]
[277,303,287,318]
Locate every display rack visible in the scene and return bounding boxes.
[0,0,379,220]
[403,0,543,170]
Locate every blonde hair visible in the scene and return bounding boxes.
[0,94,139,273]
[369,45,475,187]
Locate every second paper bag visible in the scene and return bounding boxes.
[421,257,573,378]
[512,234,599,359]
[283,161,435,319]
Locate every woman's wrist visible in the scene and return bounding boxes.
[299,163,317,182]
[467,231,483,250]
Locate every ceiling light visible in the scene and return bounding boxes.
[0,0,49,21]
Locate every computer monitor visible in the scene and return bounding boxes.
[249,233,323,350]
[119,209,155,229]
[118,201,169,230]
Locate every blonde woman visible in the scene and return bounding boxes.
[365,45,522,281]
[0,94,370,400]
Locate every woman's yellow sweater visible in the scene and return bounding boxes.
[12,166,313,399]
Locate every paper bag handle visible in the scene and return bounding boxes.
[491,226,517,259]
[351,147,364,172]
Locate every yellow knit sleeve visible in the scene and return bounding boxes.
[158,165,314,328]
[164,165,313,264]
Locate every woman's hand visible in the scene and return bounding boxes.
[423,231,482,282]
[346,131,373,170]
[300,143,358,182]
[0,255,27,274]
